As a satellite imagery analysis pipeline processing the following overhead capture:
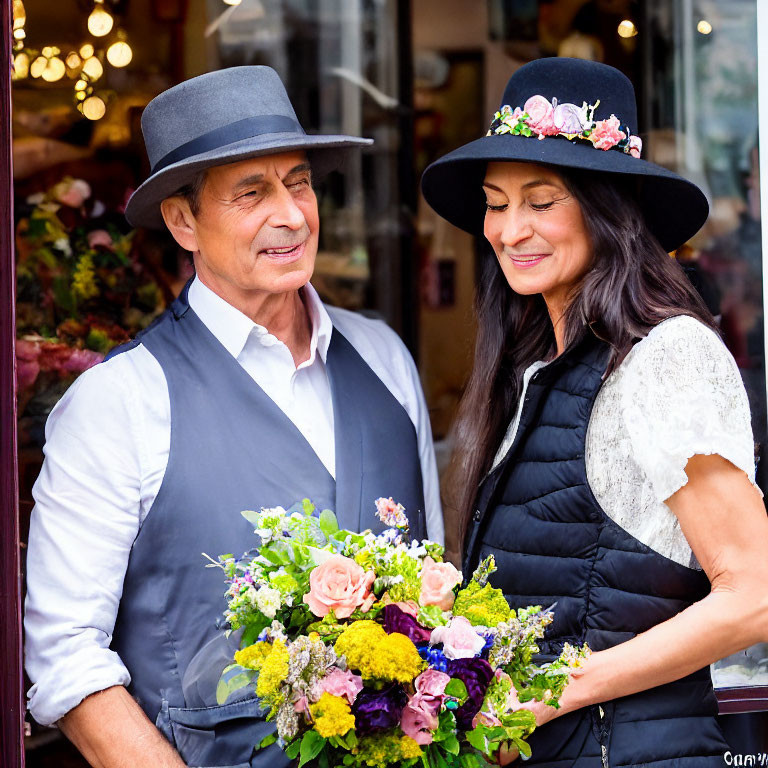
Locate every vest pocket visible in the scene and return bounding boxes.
[156,696,291,768]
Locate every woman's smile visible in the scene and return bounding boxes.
[504,251,552,269]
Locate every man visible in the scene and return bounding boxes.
[24,66,442,768]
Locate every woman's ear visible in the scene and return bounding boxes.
[160,197,199,253]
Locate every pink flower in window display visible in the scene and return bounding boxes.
[523,95,559,137]
[590,114,626,150]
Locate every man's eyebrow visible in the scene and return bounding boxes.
[481,179,560,192]
[283,162,312,179]
[231,163,312,194]
[231,173,265,193]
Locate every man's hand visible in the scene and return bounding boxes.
[58,686,187,768]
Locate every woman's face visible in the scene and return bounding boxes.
[483,162,592,312]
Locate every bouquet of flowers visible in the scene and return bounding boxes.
[210,499,589,767]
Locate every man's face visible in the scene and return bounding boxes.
[183,151,319,297]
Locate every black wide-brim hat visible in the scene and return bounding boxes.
[421,57,708,252]
[126,66,372,230]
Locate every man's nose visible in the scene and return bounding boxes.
[268,184,306,230]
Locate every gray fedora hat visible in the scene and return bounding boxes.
[125,66,372,229]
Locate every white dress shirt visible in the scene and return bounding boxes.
[24,277,443,726]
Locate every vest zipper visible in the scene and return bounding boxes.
[597,705,610,768]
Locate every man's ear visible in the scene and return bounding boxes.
[160,197,199,253]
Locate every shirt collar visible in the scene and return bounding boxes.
[187,276,333,363]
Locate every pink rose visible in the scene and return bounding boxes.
[429,616,486,660]
[318,668,363,705]
[400,693,439,745]
[420,556,462,611]
[87,229,114,250]
[590,114,626,151]
[53,178,91,208]
[414,669,450,701]
[523,95,559,137]
[303,554,375,619]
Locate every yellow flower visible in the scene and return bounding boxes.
[256,639,289,699]
[353,733,423,766]
[399,735,423,760]
[72,254,98,301]
[334,621,423,683]
[234,642,271,670]
[309,693,355,738]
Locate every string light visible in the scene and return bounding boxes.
[81,56,104,81]
[75,79,87,91]
[618,20,638,38]
[82,95,106,120]
[106,35,132,68]
[30,56,47,78]
[12,0,26,30]
[41,56,66,82]
[12,51,29,79]
[697,20,712,34]
[14,29,26,41]
[80,43,95,59]
[87,1,114,37]
[66,52,82,70]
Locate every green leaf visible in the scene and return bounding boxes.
[318,509,339,537]
[464,726,488,753]
[302,498,316,516]
[298,730,326,767]
[441,734,460,755]
[241,509,262,526]
[285,739,301,760]
[429,745,450,768]
[444,678,468,704]
[259,732,278,748]
[511,736,532,760]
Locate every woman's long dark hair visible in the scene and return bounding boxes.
[446,166,718,556]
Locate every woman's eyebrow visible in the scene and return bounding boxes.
[481,179,560,192]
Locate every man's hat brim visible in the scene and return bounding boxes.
[125,132,372,230]
[421,133,709,253]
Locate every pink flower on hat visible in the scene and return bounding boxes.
[523,95,559,138]
[628,135,643,159]
[590,114,626,151]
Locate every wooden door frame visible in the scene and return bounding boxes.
[0,0,24,766]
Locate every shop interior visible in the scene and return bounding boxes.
[11,0,766,763]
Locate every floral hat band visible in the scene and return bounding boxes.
[487,95,642,158]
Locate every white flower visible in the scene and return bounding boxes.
[26,192,45,205]
[255,586,282,619]
[53,238,72,257]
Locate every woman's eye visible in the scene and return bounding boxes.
[485,202,507,212]
[530,201,554,211]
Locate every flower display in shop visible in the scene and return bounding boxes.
[15,176,165,436]
[209,499,591,767]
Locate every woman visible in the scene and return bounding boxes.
[421,57,768,767]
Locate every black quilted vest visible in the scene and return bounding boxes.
[464,334,730,768]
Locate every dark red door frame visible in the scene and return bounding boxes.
[1,0,23,766]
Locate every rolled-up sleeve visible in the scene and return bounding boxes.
[25,358,144,725]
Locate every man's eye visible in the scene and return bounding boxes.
[288,178,311,189]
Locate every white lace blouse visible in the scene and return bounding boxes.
[491,315,761,569]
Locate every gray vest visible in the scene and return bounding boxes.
[108,283,425,767]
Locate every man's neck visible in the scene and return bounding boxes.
[196,274,313,367]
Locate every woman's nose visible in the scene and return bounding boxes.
[500,211,534,246]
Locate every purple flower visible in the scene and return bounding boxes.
[351,684,407,734]
[445,657,494,730]
[382,605,432,644]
